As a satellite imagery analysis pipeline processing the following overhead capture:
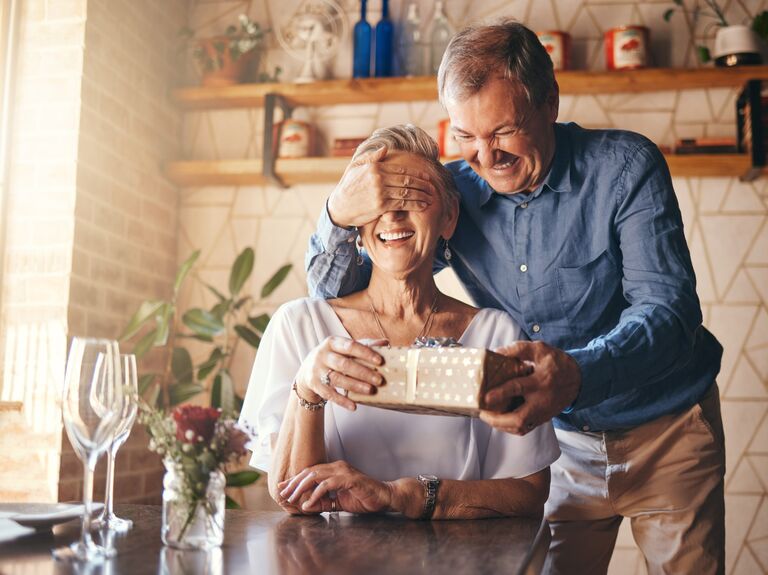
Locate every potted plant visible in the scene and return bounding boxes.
[180,14,280,86]
[664,0,768,66]
[121,247,292,507]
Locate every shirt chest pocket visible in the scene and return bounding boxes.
[555,250,621,332]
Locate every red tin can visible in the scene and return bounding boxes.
[438,119,461,159]
[605,25,650,70]
[537,30,571,71]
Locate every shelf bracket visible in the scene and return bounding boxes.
[263,93,293,188]
[737,79,765,182]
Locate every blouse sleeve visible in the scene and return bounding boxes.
[238,301,306,472]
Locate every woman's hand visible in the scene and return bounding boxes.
[295,337,387,411]
[278,461,394,515]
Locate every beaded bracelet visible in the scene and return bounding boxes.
[292,381,327,411]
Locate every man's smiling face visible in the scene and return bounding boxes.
[445,75,559,195]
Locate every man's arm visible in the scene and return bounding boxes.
[482,142,705,431]
[305,203,372,299]
[565,142,703,409]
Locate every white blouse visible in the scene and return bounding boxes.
[240,298,560,481]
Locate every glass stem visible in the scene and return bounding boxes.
[104,446,116,516]
[81,459,95,546]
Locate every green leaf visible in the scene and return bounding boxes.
[226,471,260,487]
[153,303,174,347]
[174,250,200,295]
[234,325,261,349]
[205,283,227,302]
[233,295,252,310]
[182,308,225,338]
[225,495,240,509]
[663,8,675,22]
[697,45,711,63]
[133,328,158,359]
[168,382,204,406]
[229,248,255,296]
[138,373,156,395]
[210,300,230,321]
[211,370,235,412]
[752,11,768,41]
[120,300,165,340]
[197,348,224,380]
[260,264,292,298]
[171,347,194,384]
[247,313,270,334]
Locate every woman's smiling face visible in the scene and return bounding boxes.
[359,152,458,279]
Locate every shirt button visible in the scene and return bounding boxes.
[520,202,529,208]
[582,425,590,432]
[519,264,528,273]
[532,324,540,333]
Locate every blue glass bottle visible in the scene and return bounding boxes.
[375,0,394,77]
[353,0,372,78]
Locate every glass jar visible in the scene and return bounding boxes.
[161,461,226,550]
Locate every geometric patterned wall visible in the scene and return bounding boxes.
[181,2,767,573]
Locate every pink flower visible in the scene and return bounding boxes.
[225,426,250,458]
[172,405,221,444]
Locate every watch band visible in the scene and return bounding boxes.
[417,474,440,520]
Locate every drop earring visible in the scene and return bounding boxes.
[443,238,452,262]
[356,235,364,266]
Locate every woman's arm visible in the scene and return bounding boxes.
[281,460,550,519]
[389,468,550,519]
[268,336,385,513]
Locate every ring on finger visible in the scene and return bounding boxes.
[320,369,333,387]
[402,188,410,199]
[330,498,337,513]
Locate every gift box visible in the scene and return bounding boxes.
[348,346,530,417]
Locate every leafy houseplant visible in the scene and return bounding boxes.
[121,247,291,505]
[664,0,768,64]
[180,14,281,86]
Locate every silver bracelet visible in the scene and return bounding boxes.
[292,381,327,411]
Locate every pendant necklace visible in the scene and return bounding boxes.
[367,292,439,346]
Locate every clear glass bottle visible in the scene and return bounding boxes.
[429,0,453,75]
[375,0,394,77]
[161,461,226,550]
[398,1,425,77]
[353,0,372,78]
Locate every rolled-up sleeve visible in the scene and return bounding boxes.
[567,143,703,409]
[305,203,371,299]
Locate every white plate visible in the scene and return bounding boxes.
[0,502,104,529]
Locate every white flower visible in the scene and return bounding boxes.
[185,429,195,441]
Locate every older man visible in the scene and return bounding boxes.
[305,21,725,575]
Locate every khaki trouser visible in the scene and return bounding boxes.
[544,384,726,575]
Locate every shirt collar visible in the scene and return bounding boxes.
[473,122,572,207]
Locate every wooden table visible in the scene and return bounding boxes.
[0,504,550,574]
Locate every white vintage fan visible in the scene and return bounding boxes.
[275,0,348,83]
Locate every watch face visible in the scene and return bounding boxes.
[419,474,438,483]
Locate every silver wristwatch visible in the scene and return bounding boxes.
[417,474,440,520]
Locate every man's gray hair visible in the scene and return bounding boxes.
[437,20,555,107]
[353,124,459,204]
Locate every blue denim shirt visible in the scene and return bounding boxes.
[306,122,722,432]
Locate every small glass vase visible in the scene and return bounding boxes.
[161,461,225,550]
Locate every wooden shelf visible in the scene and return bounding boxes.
[172,67,768,110]
[165,154,754,187]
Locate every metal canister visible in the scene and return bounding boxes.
[605,25,650,70]
[537,30,571,71]
[438,119,461,159]
[276,119,312,158]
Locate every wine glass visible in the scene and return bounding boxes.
[93,354,138,532]
[53,337,124,562]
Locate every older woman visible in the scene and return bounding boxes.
[240,125,559,520]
